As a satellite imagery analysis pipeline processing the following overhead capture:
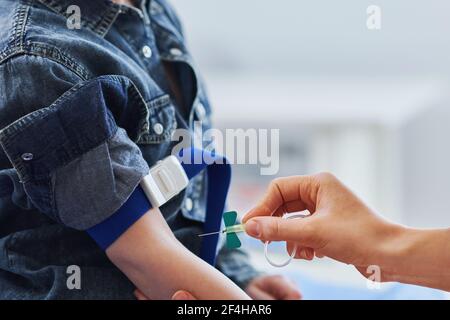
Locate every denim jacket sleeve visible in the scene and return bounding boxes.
[0,55,150,230]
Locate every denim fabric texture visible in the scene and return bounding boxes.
[0,0,260,299]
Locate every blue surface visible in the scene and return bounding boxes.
[290,271,447,300]
[179,148,231,266]
[243,236,447,300]
[87,185,152,250]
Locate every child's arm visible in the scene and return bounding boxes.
[106,207,251,300]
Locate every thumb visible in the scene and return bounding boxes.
[245,216,318,246]
[172,290,197,300]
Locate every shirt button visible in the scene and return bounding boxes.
[153,123,164,135]
[142,45,152,58]
[170,47,183,57]
[21,153,33,161]
[184,197,193,211]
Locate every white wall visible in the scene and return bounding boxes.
[169,0,450,228]
[170,0,450,77]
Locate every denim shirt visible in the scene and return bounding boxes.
[0,0,260,299]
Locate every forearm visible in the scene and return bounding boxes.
[216,246,263,290]
[378,226,450,291]
[106,208,250,300]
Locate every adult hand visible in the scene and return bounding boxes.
[134,289,196,300]
[242,173,406,282]
[134,275,301,300]
[245,275,301,300]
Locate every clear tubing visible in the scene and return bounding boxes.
[225,224,246,234]
[264,213,309,268]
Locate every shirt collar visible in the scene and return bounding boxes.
[36,0,150,36]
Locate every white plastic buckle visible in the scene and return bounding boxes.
[140,155,189,208]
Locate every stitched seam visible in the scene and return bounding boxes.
[136,94,177,144]
[11,6,23,48]
[5,3,29,54]
[95,5,121,37]
[36,0,119,36]
[18,5,30,49]
[0,77,121,183]
[36,0,95,30]
[0,77,121,143]
[0,115,118,184]
[0,44,90,80]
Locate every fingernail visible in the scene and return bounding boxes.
[302,250,313,260]
[241,211,252,223]
[300,250,308,259]
[245,220,261,238]
[173,292,189,300]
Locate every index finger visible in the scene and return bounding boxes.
[243,176,318,223]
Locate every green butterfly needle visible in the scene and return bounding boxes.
[197,223,245,237]
[197,211,245,249]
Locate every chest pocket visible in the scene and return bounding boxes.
[136,94,177,144]
[134,94,177,166]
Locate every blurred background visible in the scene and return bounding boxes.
[170,0,450,299]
